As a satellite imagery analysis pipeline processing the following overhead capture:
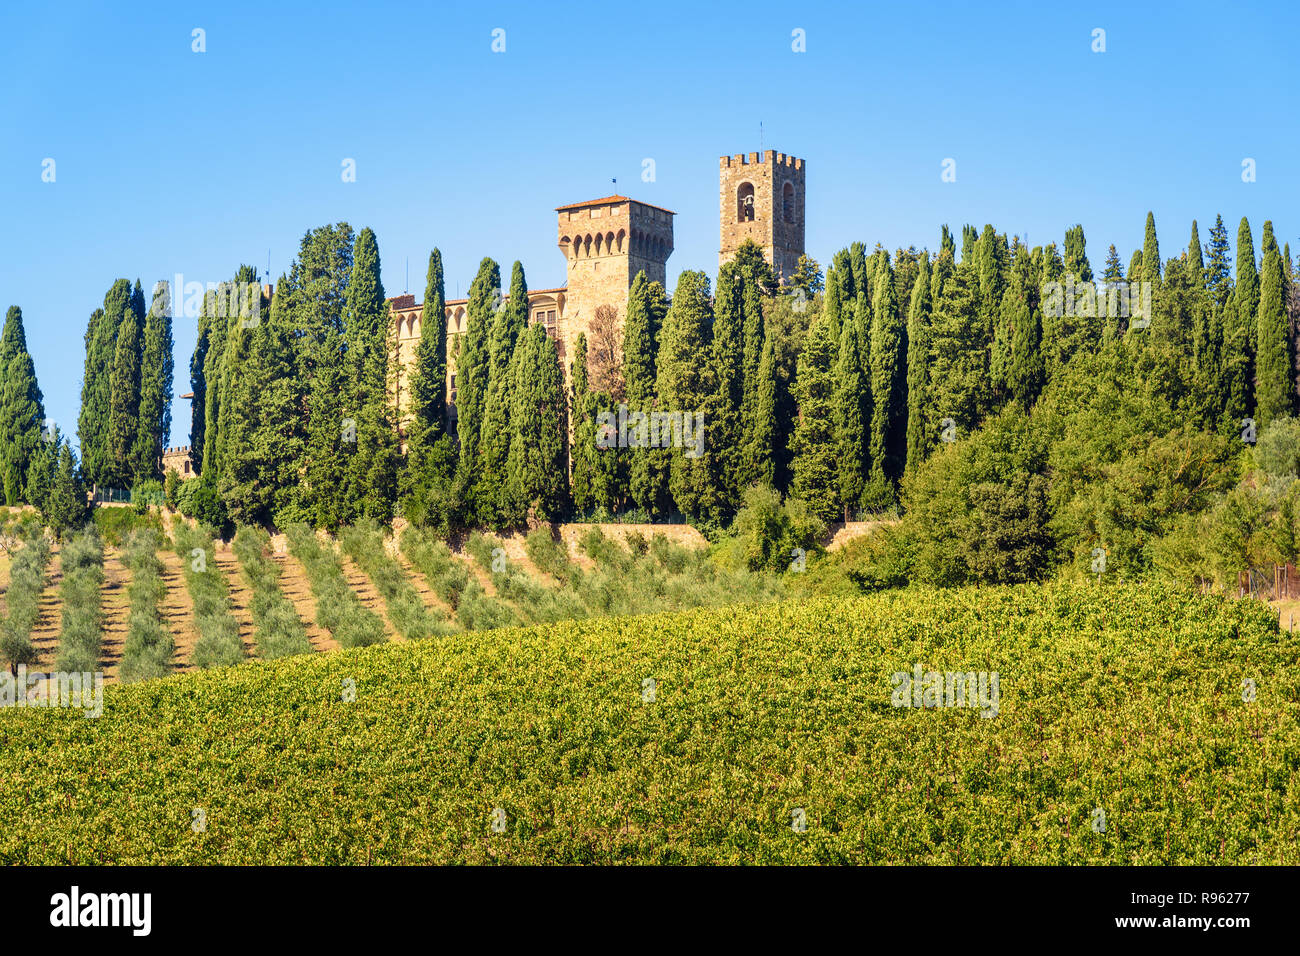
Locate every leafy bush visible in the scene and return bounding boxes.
[54,527,105,674]
[172,524,245,668]
[0,531,52,670]
[340,520,452,640]
[401,528,471,609]
[402,527,515,630]
[284,524,386,649]
[93,507,163,547]
[118,529,174,683]
[175,476,229,536]
[716,484,827,573]
[131,479,165,514]
[1254,415,1300,479]
[232,527,313,659]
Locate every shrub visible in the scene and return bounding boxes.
[93,507,163,547]
[232,527,313,659]
[340,520,452,640]
[0,531,52,671]
[118,529,175,683]
[54,527,105,674]
[285,524,386,649]
[716,484,827,574]
[172,523,245,668]
[131,479,165,514]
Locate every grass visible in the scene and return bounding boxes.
[0,581,1295,864]
[231,527,314,660]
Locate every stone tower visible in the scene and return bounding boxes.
[556,195,674,367]
[718,150,805,282]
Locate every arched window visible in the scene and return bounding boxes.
[737,182,756,222]
[782,182,794,223]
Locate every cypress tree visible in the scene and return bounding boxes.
[789,313,839,523]
[744,331,778,490]
[78,279,133,489]
[1127,250,1144,295]
[822,267,843,345]
[711,260,745,509]
[504,323,568,523]
[131,282,174,483]
[292,225,355,528]
[623,272,668,515]
[475,261,529,525]
[105,306,142,489]
[24,429,54,515]
[403,249,449,514]
[570,334,596,514]
[832,292,869,519]
[453,257,500,522]
[1188,220,1205,277]
[940,225,956,262]
[1206,215,1233,308]
[1255,231,1293,429]
[1064,224,1092,282]
[1142,212,1161,288]
[904,256,932,471]
[656,270,719,524]
[0,306,45,504]
[868,253,905,492]
[219,279,299,526]
[960,225,977,265]
[1235,217,1260,319]
[409,249,448,440]
[340,227,398,523]
[1005,254,1044,410]
[189,301,210,475]
[46,439,90,536]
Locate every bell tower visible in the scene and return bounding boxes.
[718,150,805,282]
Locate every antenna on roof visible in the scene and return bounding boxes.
[266,249,270,281]
[760,120,763,152]
[405,257,409,294]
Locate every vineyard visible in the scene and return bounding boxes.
[0,578,1296,864]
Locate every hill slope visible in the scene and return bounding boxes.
[1,582,1297,864]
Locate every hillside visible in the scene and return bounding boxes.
[1,582,1296,864]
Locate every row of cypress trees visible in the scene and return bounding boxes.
[77,278,174,491]
[187,225,399,530]
[0,305,91,531]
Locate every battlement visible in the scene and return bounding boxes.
[720,150,805,170]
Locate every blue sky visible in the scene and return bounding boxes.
[1,0,1297,448]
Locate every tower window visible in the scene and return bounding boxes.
[783,182,795,223]
[737,182,755,222]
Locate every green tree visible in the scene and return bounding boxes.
[789,313,839,523]
[46,440,91,535]
[904,255,933,471]
[0,306,45,503]
[105,305,142,489]
[504,324,568,523]
[131,282,174,483]
[453,258,500,522]
[656,271,719,524]
[868,252,905,493]
[1255,231,1293,429]
[1142,212,1161,289]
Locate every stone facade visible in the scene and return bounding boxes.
[389,148,803,434]
[162,445,196,480]
[718,150,806,281]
